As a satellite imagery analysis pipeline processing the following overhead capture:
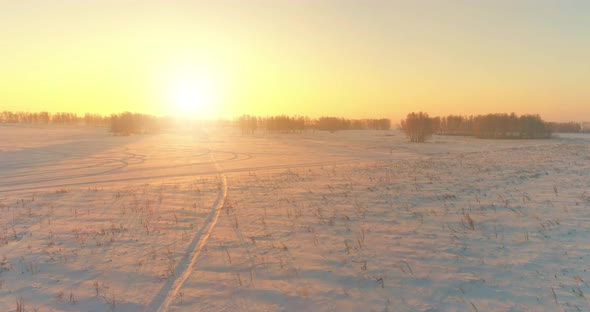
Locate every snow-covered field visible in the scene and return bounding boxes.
[1,124,589,311]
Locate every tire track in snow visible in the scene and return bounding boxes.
[145,143,228,312]
[0,157,359,194]
[0,148,244,191]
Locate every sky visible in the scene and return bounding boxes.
[1,0,589,121]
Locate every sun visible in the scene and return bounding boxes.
[171,82,208,114]
[167,73,219,118]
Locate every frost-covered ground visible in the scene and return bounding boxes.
[0,124,589,311]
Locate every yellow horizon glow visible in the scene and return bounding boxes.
[1,2,589,122]
[163,66,222,118]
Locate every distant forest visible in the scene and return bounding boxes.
[0,111,167,135]
[400,112,589,142]
[0,111,391,135]
[235,115,391,134]
[1,111,588,138]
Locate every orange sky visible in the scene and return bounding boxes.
[1,1,589,121]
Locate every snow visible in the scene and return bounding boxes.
[1,124,589,311]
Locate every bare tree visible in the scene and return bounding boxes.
[400,112,434,142]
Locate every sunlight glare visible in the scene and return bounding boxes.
[167,73,219,118]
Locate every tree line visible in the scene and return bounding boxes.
[1,111,111,126]
[109,112,169,136]
[546,122,583,133]
[236,115,307,134]
[400,112,567,142]
[0,110,171,136]
[235,115,390,134]
[4,110,585,139]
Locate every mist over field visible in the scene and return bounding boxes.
[1,123,589,311]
